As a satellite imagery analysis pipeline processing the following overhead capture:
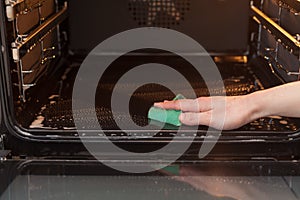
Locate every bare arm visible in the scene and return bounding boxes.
[250,81,300,118]
[154,81,300,130]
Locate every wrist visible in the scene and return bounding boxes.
[245,91,271,121]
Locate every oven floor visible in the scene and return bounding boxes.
[15,55,300,135]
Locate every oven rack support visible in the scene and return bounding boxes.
[5,0,48,21]
[10,2,67,101]
[11,3,67,62]
[251,3,300,78]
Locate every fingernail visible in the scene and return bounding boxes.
[154,103,161,107]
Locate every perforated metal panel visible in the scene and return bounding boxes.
[69,0,250,54]
[128,0,191,28]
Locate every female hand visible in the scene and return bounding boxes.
[154,95,260,130]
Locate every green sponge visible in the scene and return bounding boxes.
[148,94,185,127]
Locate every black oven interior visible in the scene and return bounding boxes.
[1,0,300,142]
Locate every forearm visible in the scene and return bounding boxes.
[248,81,300,119]
[154,81,300,130]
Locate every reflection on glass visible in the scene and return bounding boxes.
[1,172,299,200]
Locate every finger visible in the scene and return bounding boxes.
[154,99,196,111]
[179,112,212,126]
[154,97,212,112]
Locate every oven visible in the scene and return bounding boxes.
[0,0,300,183]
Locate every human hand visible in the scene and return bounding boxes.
[154,95,259,130]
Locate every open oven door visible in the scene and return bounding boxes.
[1,159,300,200]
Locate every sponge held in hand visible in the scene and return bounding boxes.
[148,94,185,127]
